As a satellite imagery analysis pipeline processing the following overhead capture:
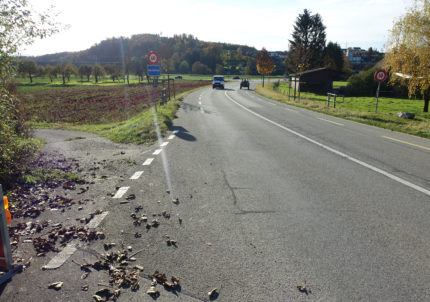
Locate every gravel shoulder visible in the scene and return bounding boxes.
[1,128,203,301]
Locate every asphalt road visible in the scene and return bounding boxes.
[149,80,430,301]
[3,80,430,301]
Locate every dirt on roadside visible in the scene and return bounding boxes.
[1,129,147,300]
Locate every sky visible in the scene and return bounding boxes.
[21,0,413,56]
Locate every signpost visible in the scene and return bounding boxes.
[147,51,161,85]
[147,51,159,65]
[148,65,161,77]
[147,51,161,110]
[374,69,387,112]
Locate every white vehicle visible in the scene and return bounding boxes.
[212,75,224,89]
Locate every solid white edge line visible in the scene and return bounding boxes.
[224,91,430,197]
[153,149,162,155]
[113,186,129,199]
[130,171,144,180]
[160,142,169,147]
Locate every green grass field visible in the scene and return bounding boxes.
[255,82,430,139]
[15,74,283,91]
[276,83,423,113]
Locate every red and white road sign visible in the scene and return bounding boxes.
[147,51,159,65]
[374,69,387,82]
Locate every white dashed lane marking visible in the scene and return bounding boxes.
[43,211,109,269]
[86,211,109,228]
[318,117,344,126]
[142,158,154,166]
[43,128,178,270]
[113,186,129,198]
[43,244,77,270]
[153,149,162,155]
[130,171,144,180]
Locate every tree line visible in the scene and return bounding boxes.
[16,60,142,84]
[25,34,268,77]
[22,19,380,84]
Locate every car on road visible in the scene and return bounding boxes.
[174,75,182,79]
[232,76,240,79]
[212,75,224,89]
[240,78,250,89]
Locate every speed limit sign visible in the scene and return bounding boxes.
[147,51,159,65]
[374,69,387,82]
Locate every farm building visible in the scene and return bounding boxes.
[289,67,340,94]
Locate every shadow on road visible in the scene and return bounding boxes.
[170,126,196,142]
[212,88,234,91]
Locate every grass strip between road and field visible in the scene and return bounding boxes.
[29,86,206,145]
[254,83,430,139]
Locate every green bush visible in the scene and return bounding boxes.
[0,88,39,190]
[346,68,380,96]
[346,68,410,98]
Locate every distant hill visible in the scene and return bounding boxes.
[19,34,286,75]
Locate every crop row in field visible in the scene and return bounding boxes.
[17,81,209,124]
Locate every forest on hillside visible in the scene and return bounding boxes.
[21,34,286,76]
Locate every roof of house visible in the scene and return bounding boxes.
[289,67,331,77]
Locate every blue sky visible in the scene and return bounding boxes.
[22,0,412,56]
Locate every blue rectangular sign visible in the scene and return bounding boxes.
[148,65,161,76]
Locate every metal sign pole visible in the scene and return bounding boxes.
[374,69,387,113]
[375,82,381,113]
[167,74,171,101]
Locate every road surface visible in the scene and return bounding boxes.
[3,80,430,301]
[151,80,430,301]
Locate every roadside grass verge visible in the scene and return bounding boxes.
[21,166,81,186]
[255,83,430,139]
[67,99,179,144]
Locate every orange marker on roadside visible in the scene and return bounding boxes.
[3,196,11,224]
